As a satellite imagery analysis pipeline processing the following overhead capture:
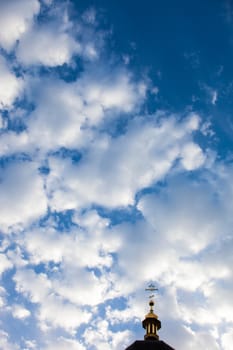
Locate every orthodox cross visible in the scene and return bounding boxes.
[145,283,158,300]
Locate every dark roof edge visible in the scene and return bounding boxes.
[125,340,175,350]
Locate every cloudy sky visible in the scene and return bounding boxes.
[0,0,233,349]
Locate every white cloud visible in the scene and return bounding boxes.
[0,161,47,232]
[18,211,120,308]
[38,295,91,333]
[0,0,40,51]
[21,224,117,270]
[201,84,218,106]
[109,220,179,293]
[0,330,19,350]
[211,90,218,105]
[221,329,233,350]
[26,79,87,151]
[105,303,142,326]
[45,337,86,350]
[0,55,24,109]
[162,323,220,350]
[23,339,37,350]
[15,1,103,66]
[17,25,80,67]
[22,70,147,154]
[0,254,13,275]
[13,268,91,333]
[138,175,229,254]
[11,304,31,319]
[14,269,51,304]
[184,113,200,131]
[79,72,147,112]
[83,319,132,350]
[46,114,205,210]
[180,142,205,170]
[53,267,117,307]
[0,287,7,308]
[0,131,29,157]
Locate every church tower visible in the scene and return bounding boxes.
[142,299,161,341]
[125,287,175,350]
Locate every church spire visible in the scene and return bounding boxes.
[143,284,161,340]
[124,284,175,349]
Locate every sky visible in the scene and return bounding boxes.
[0,0,233,349]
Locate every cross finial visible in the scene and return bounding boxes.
[143,283,161,340]
[145,283,158,299]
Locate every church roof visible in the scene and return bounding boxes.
[125,340,175,350]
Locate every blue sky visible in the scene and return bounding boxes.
[0,0,233,349]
